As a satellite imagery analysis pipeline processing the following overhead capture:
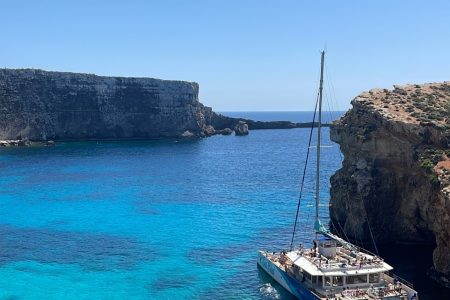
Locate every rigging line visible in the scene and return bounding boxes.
[289,92,319,251]
[328,68,340,113]
[305,192,316,242]
[365,211,380,256]
[329,219,340,238]
[335,219,351,243]
[289,99,318,250]
[361,196,380,255]
[353,203,367,249]
[339,186,363,248]
[289,52,323,249]
[325,65,336,116]
[351,222,362,248]
[323,82,334,125]
[324,64,337,124]
[324,63,345,164]
[323,63,335,124]
[348,191,364,249]
[325,63,339,117]
[325,81,335,124]
[324,64,333,105]
[299,190,315,243]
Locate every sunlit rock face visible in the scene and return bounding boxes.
[0,69,218,140]
[330,82,450,287]
[0,69,309,141]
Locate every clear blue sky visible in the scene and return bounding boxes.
[1,0,449,111]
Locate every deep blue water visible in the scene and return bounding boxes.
[0,112,447,299]
[219,111,346,123]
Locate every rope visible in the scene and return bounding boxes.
[323,74,335,124]
[335,219,351,243]
[325,63,340,121]
[289,93,319,251]
[362,197,380,255]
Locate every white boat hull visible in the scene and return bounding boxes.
[257,251,320,300]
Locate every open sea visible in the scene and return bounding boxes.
[0,111,448,299]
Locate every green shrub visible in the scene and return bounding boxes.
[428,173,440,185]
[420,159,434,173]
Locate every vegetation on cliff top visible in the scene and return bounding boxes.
[357,82,450,187]
[356,82,450,133]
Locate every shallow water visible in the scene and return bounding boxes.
[0,127,337,299]
[0,124,447,299]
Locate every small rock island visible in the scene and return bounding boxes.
[330,82,450,287]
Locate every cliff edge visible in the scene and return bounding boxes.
[0,69,218,140]
[330,82,450,287]
[0,69,309,142]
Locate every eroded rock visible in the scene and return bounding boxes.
[0,69,309,142]
[330,82,450,287]
[234,121,249,136]
[0,69,216,140]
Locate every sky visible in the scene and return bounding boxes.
[1,0,449,111]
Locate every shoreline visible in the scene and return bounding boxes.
[0,122,332,147]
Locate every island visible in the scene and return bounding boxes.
[0,69,319,145]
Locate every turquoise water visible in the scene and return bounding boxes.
[2,108,447,300]
[0,126,341,299]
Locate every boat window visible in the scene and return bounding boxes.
[346,274,367,284]
[324,276,332,286]
[303,271,312,281]
[369,273,380,283]
[318,276,323,286]
[332,276,344,286]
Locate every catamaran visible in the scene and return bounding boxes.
[257,51,419,300]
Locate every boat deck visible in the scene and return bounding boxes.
[262,251,412,300]
[293,246,386,273]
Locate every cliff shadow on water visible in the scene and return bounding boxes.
[376,243,450,300]
[329,220,449,299]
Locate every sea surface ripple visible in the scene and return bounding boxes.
[1,112,445,299]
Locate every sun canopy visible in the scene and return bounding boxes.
[287,251,393,277]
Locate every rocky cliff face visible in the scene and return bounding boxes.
[0,69,306,141]
[0,69,220,140]
[330,82,450,286]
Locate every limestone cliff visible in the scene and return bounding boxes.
[330,82,450,286]
[0,69,309,141]
[0,69,223,140]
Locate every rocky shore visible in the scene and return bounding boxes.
[330,82,450,287]
[0,68,316,145]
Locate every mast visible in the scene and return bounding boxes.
[315,51,325,223]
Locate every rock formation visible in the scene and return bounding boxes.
[234,121,249,136]
[0,69,308,142]
[330,82,450,287]
[0,69,219,140]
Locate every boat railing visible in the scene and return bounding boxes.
[338,244,383,261]
[384,271,415,289]
[316,259,385,271]
[354,246,384,262]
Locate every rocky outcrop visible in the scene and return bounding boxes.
[0,69,221,140]
[234,121,249,136]
[0,139,31,147]
[0,69,311,142]
[330,82,450,287]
